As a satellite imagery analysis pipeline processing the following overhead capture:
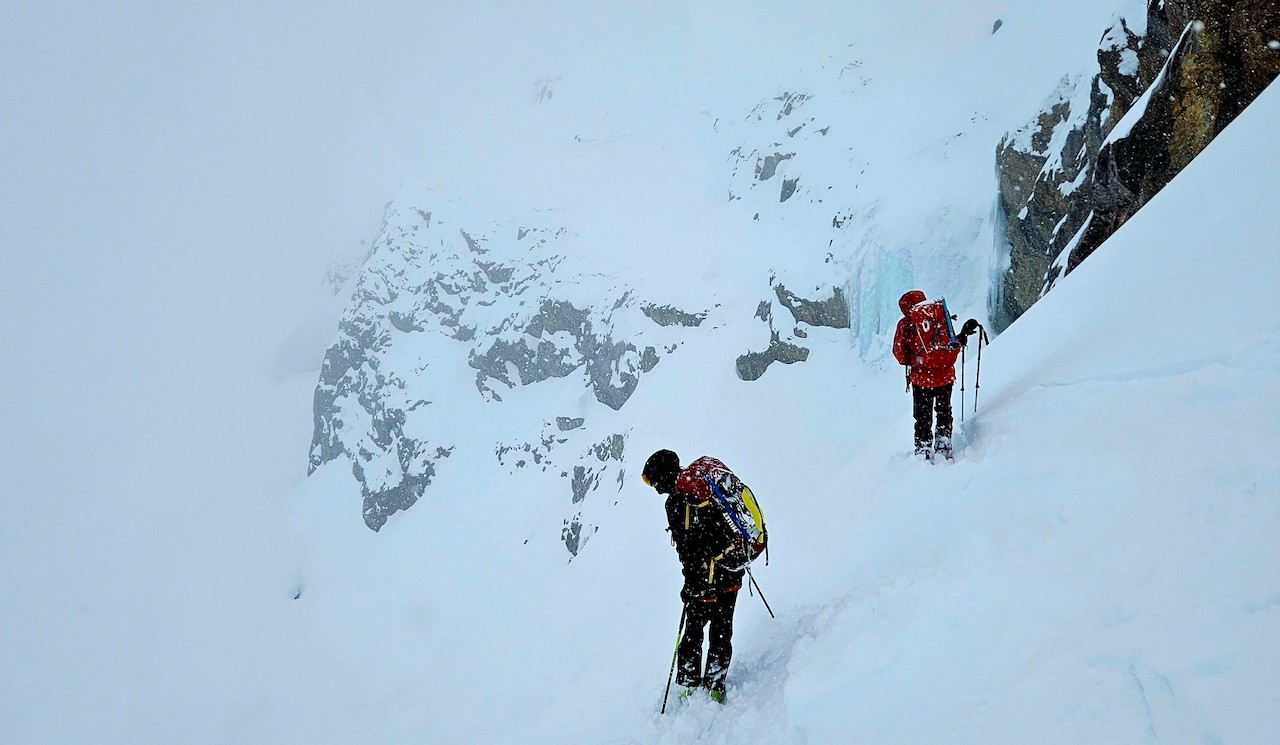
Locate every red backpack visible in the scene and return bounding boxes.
[674,457,768,570]
[907,299,961,369]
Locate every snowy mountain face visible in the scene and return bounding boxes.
[309,200,850,544]
[994,0,1280,328]
[310,0,1279,555]
[312,204,656,537]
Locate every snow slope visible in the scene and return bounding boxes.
[499,80,1280,745]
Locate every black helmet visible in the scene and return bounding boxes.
[641,449,680,493]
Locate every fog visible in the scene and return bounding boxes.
[1,1,1016,738]
[2,0,1012,508]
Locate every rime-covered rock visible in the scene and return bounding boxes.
[309,203,678,536]
[995,0,1279,328]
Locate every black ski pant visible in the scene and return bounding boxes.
[912,382,953,451]
[676,590,739,692]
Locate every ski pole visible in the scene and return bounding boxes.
[973,326,989,414]
[746,568,776,619]
[660,607,687,714]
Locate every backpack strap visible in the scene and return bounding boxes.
[708,544,736,584]
[912,320,928,355]
[684,500,711,530]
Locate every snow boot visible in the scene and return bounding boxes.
[934,436,953,461]
[709,688,727,704]
[676,686,700,703]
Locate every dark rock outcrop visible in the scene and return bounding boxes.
[556,416,585,431]
[561,433,625,556]
[641,304,707,327]
[780,178,800,202]
[993,74,1110,329]
[735,283,848,380]
[994,1,1279,329]
[736,333,810,381]
[727,90,827,206]
[1061,2,1280,279]
[775,284,850,329]
[756,152,794,181]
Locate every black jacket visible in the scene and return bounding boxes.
[665,490,745,601]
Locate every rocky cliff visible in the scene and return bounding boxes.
[308,200,846,549]
[308,204,685,535]
[994,0,1279,329]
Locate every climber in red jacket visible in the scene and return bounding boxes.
[892,289,980,459]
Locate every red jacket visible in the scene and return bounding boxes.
[892,290,956,388]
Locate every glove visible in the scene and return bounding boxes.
[960,318,980,337]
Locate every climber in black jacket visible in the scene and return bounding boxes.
[643,449,744,702]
